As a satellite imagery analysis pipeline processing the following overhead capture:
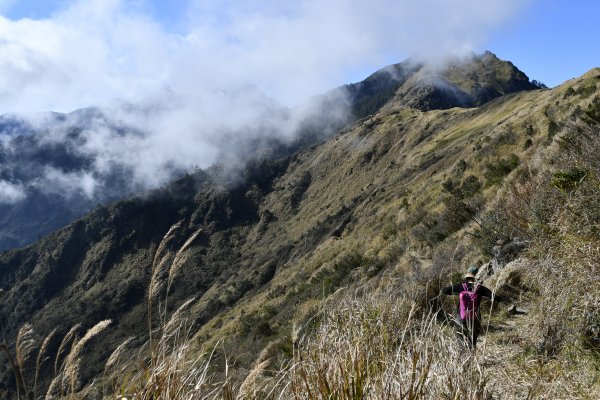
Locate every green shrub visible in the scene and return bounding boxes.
[547,120,560,139]
[577,84,597,99]
[583,96,600,125]
[311,251,368,296]
[551,168,587,192]
[473,210,514,257]
[412,196,476,245]
[381,221,398,239]
[459,175,482,198]
[484,154,519,186]
[526,124,535,136]
[582,305,600,352]
[563,87,576,98]
[443,176,481,199]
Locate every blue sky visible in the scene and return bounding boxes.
[0,0,598,114]
[2,0,598,88]
[488,0,600,87]
[0,0,597,204]
[1,0,188,29]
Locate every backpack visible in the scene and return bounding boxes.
[459,283,480,320]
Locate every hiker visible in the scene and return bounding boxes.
[441,266,502,349]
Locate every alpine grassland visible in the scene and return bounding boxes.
[1,62,599,398]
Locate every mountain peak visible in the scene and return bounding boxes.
[480,49,497,58]
[347,51,541,117]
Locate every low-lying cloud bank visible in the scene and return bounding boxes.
[0,0,533,203]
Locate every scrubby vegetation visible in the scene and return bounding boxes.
[1,67,600,398]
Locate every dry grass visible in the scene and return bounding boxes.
[0,320,111,399]
[54,324,81,376]
[167,228,203,294]
[47,320,112,398]
[3,241,596,400]
[2,81,599,399]
[473,102,600,398]
[148,220,183,357]
[105,101,598,400]
[106,226,231,400]
[280,290,492,400]
[481,256,600,399]
[34,328,58,400]
[111,324,222,400]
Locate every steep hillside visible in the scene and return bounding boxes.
[0,64,598,397]
[0,51,535,252]
[0,103,309,251]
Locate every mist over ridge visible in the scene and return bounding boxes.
[0,59,597,395]
[1,2,599,398]
[0,49,542,251]
[0,0,535,201]
[0,0,538,250]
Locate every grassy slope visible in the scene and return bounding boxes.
[190,69,600,382]
[0,68,598,397]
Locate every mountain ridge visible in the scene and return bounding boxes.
[0,51,540,252]
[1,59,598,395]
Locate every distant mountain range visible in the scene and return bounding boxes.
[0,109,143,250]
[3,49,589,394]
[0,51,540,251]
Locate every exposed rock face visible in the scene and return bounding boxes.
[396,75,473,111]
[492,238,531,271]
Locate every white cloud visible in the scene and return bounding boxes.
[0,1,171,113]
[0,180,26,204]
[181,0,532,102]
[0,0,532,113]
[0,0,533,198]
[34,167,98,199]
